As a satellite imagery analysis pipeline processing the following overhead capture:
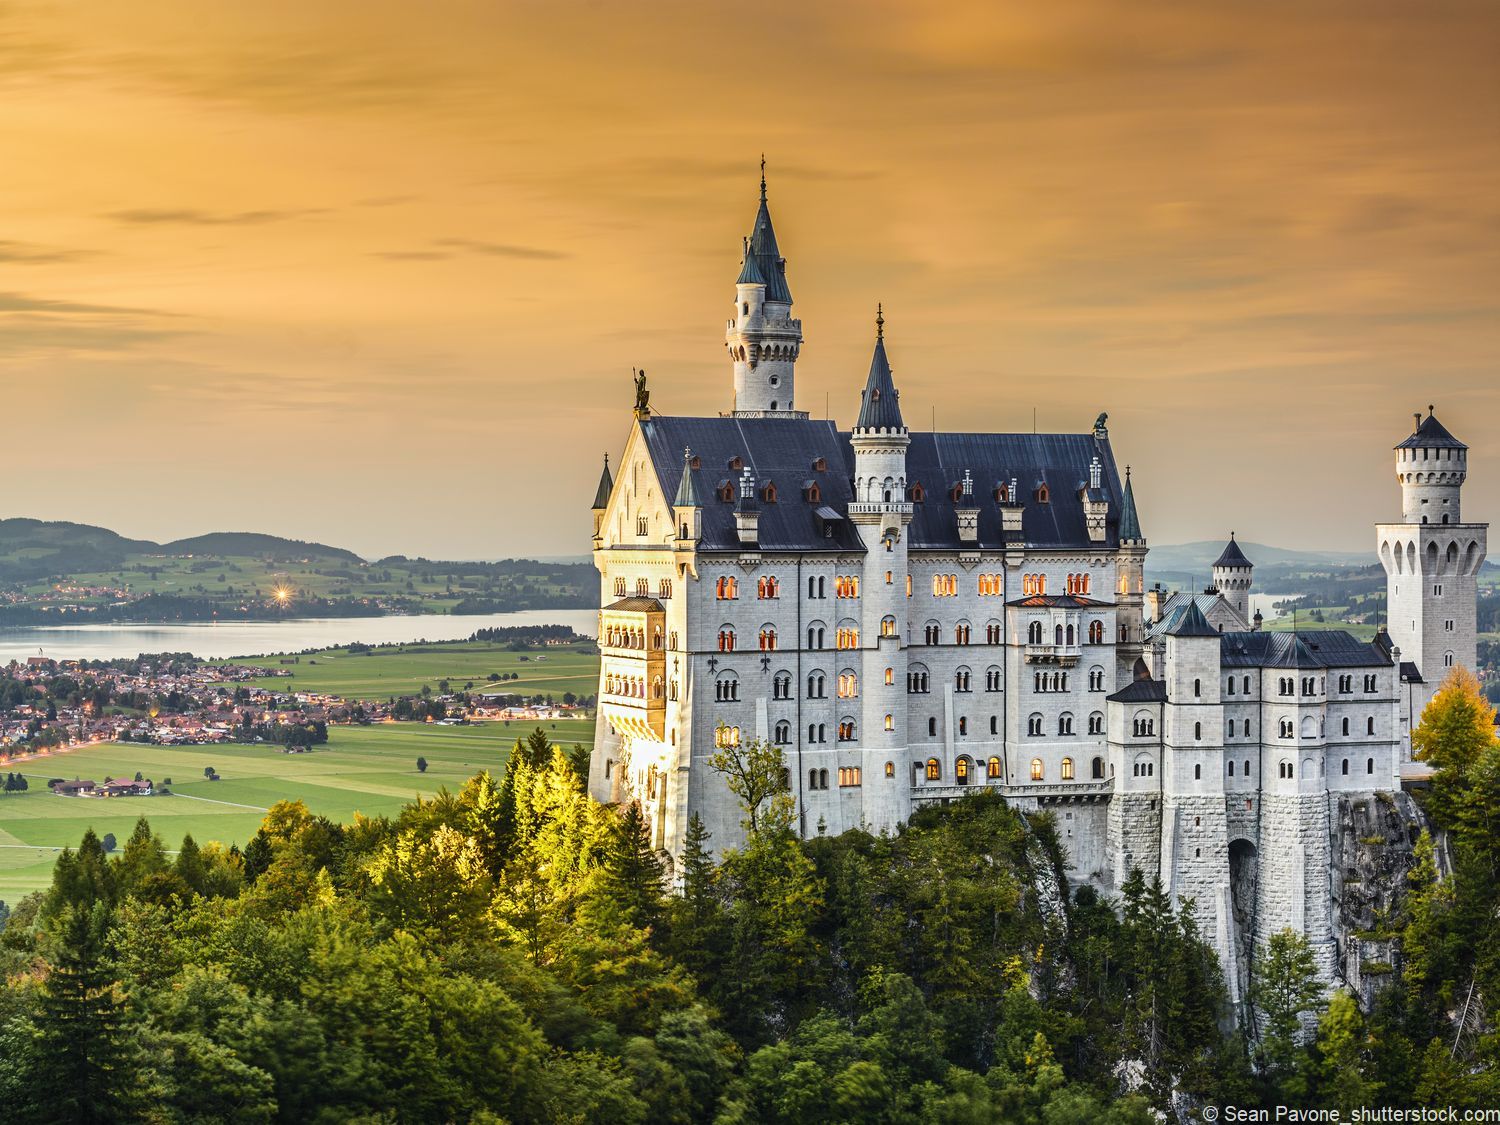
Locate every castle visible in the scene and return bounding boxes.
[588,172,1488,992]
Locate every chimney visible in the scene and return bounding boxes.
[957,469,979,543]
[734,467,759,546]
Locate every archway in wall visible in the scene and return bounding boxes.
[1228,838,1259,1005]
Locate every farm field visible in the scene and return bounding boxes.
[221,639,600,702]
[0,717,594,907]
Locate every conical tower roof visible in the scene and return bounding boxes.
[591,454,614,510]
[745,161,792,303]
[1119,466,1142,540]
[855,306,905,432]
[1396,407,1467,451]
[1214,533,1251,569]
[1165,597,1218,638]
[673,448,700,507]
[736,237,766,286]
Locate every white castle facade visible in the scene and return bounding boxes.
[588,174,1487,990]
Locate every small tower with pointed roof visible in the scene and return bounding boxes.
[1210,533,1253,625]
[1378,407,1488,724]
[1116,466,1148,677]
[849,306,913,832]
[725,159,804,417]
[591,453,614,545]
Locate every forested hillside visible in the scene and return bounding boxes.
[1,673,1497,1122]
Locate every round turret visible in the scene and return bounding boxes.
[1396,407,1467,525]
[1211,532,1253,624]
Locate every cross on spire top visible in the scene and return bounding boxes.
[876,301,884,340]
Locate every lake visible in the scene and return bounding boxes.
[0,609,600,663]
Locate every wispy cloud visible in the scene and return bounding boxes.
[434,238,569,261]
[0,291,160,315]
[106,207,321,226]
[0,240,95,264]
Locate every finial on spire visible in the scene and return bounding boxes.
[759,154,766,202]
[1428,403,1435,415]
[1125,464,1132,481]
[876,302,884,340]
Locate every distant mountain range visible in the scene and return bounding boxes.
[0,519,360,580]
[1145,540,1376,578]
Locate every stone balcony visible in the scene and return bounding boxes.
[847,502,915,518]
[911,778,1113,805]
[1023,643,1082,666]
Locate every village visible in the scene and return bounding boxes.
[0,650,584,792]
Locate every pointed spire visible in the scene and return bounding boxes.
[856,308,905,432]
[746,159,791,303]
[592,453,614,510]
[673,447,700,507]
[1213,532,1251,568]
[736,236,766,286]
[1166,597,1217,638]
[1119,465,1142,541]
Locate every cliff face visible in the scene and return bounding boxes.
[1330,789,1430,1005]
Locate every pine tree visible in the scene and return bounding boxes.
[7,902,145,1123]
[597,801,666,934]
[668,813,726,983]
[174,833,207,896]
[1250,927,1323,1098]
[1311,989,1382,1111]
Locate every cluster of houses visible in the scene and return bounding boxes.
[0,654,591,764]
[53,777,155,798]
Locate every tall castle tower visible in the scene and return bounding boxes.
[1211,534,1253,624]
[849,307,913,830]
[1115,467,1147,679]
[1377,408,1488,719]
[726,162,804,417]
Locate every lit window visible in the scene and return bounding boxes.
[838,767,862,787]
[1030,758,1044,781]
[1061,757,1074,780]
[884,713,894,731]
[925,758,941,781]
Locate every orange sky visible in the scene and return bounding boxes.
[3,0,1497,559]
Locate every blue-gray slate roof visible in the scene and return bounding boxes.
[592,455,614,510]
[747,196,792,303]
[855,337,905,432]
[1396,411,1466,451]
[1218,630,1393,669]
[1165,598,1218,637]
[1214,534,1251,568]
[673,449,701,507]
[1119,469,1142,540]
[639,416,1128,553]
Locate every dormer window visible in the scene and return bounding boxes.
[761,481,778,503]
[717,480,735,503]
[950,483,964,502]
[1035,483,1049,503]
[728,456,743,473]
[812,456,827,472]
[995,483,1009,502]
[689,455,701,470]
[803,481,822,503]
[910,483,925,503]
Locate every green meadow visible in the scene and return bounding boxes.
[219,640,600,702]
[0,717,594,907]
